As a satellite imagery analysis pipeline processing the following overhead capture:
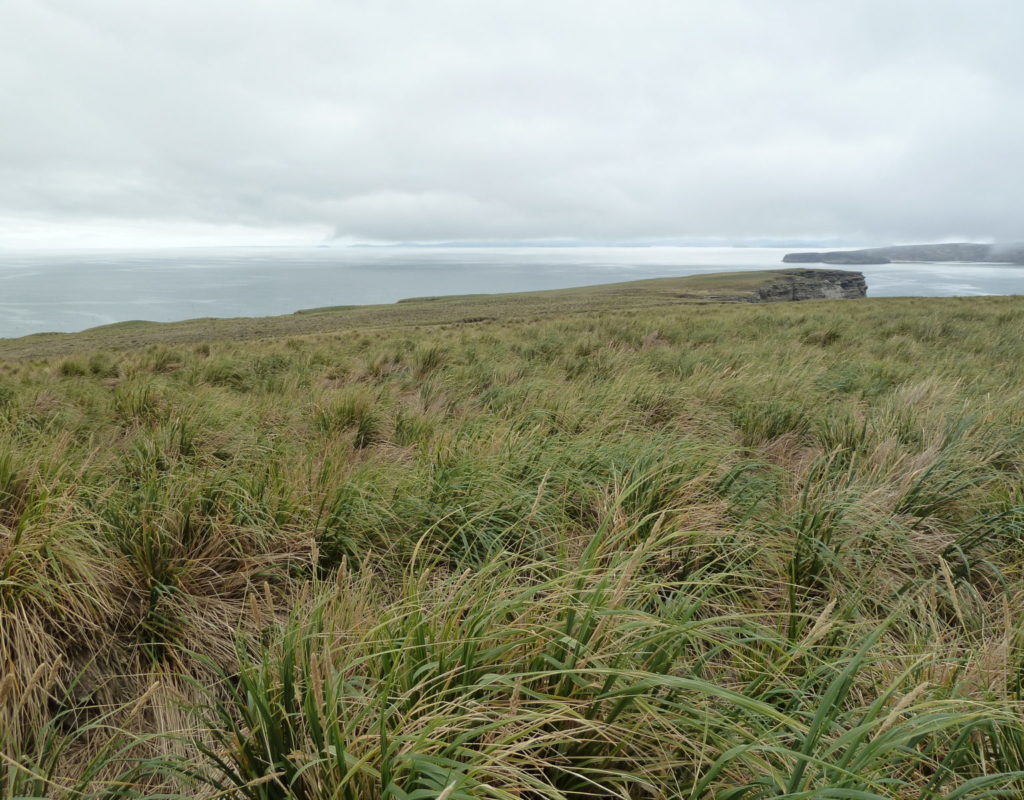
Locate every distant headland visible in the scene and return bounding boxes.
[783,242,1024,265]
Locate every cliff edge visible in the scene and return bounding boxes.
[754,269,867,302]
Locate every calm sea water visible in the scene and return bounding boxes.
[0,246,1021,340]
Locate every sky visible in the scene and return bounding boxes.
[2,0,1022,248]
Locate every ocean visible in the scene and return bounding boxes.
[0,246,1021,339]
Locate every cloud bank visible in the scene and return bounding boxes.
[2,0,1022,246]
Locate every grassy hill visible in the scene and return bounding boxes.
[0,268,840,359]
[2,272,1024,798]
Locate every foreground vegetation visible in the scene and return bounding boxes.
[2,286,1024,798]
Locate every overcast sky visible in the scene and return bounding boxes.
[2,1,1022,248]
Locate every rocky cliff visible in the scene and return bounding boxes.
[754,269,867,302]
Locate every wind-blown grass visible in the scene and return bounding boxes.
[1,290,1024,797]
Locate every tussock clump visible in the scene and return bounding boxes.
[313,386,384,448]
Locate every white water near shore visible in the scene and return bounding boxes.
[0,246,1021,339]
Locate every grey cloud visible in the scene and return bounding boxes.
[1,0,1022,246]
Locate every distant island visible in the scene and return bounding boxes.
[783,242,1024,265]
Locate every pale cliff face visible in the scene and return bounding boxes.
[820,284,848,299]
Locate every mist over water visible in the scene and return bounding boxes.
[0,246,1021,339]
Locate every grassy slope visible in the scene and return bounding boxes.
[0,269,799,359]
[2,276,1024,798]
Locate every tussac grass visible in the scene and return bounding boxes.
[0,269,806,360]
[1,280,1024,798]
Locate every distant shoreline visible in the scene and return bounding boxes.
[783,242,1024,266]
